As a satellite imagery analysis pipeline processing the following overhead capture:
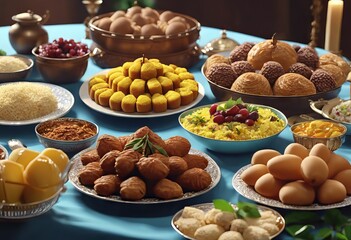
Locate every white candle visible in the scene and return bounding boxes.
[324,0,344,52]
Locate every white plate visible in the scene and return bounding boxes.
[171,202,285,240]
[232,164,351,210]
[69,148,221,204]
[0,82,74,126]
[79,70,205,118]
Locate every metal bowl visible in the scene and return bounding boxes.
[0,55,33,82]
[32,47,89,84]
[88,12,201,55]
[290,120,347,151]
[202,64,341,117]
[179,103,288,154]
[35,118,99,155]
[310,98,351,135]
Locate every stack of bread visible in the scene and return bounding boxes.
[205,35,350,96]
[89,57,199,113]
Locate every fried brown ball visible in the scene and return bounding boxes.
[96,134,124,157]
[164,136,191,157]
[117,135,134,149]
[94,174,122,196]
[168,156,188,178]
[80,149,100,165]
[137,156,170,182]
[182,154,208,169]
[149,153,170,168]
[78,162,103,186]
[132,126,167,150]
[153,178,183,200]
[99,150,120,174]
[176,168,212,192]
[114,149,142,179]
[120,176,146,200]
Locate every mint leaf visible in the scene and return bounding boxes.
[343,224,351,239]
[324,209,348,229]
[0,50,6,56]
[236,201,260,218]
[286,224,315,239]
[285,211,320,225]
[315,227,333,239]
[213,199,234,213]
[224,98,235,109]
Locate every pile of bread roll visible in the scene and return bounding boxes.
[205,36,351,97]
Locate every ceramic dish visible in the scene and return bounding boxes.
[69,148,221,204]
[310,97,351,135]
[0,82,74,126]
[202,64,341,117]
[232,164,351,210]
[0,55,34,82]
[79,71,205,118]
[171,202,285,240]
[178,103,287,154]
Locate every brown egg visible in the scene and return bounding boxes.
[317,179,346,204]
[97,17,112,31]
[327,152,351,178]
[309,143,332,163]
[251,149,281,165]
[165,22,187,35]
[140,23,164,36]
[254,173,285,199]
[131,13,149,27]
[284,143,309,159]
[267,154,303,181]
[126,5,142,18]
[141,7,160,23]
[279,181,315,205]
[241,164,269,186]
[109,17,134,34]
[159,11,176,22]
[301,156,329,187]
[110,10,125,21]
[334,169,351,194]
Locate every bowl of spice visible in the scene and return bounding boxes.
[35,118,99,155]
[0,55,33,82]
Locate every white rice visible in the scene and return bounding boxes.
[0,56,28,73]
[330,100,351,123]
[0,82,58,121]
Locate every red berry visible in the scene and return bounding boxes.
[224,115,234,122]
[239,108,249,118]
[209,104,218,115]
[233,114,245,123]
[248,111,259,121]
[226,105,240,116]
[213,115,225,124]
[245,119,255,126]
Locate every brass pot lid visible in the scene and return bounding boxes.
[202,29,239,56]
[12,10,42,23]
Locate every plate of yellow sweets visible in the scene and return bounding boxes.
[79,57,205,118]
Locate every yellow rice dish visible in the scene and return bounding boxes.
[180,107,286,141]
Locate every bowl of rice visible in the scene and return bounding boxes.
[310,97,351,135]
[0,55,33,82]
[179,99,287,154]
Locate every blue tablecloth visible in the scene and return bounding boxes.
[0,24,350,240]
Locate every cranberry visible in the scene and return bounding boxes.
[224,116,234,122]
[209,104,218,115]
[226,105,240,116]
[238,108,249,118]
[245,119,255,126]
[248,111,259,121]
[213,115,225,124]
[233,114,245,123]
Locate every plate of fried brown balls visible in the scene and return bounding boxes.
[68,126,221,204]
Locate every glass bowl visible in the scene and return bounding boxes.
[290,120,347,151]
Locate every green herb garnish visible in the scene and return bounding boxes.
[217,97,244,111]
[0,50,6,56]
[285,209,351,240]
[213,199,261,219]
[189,115,206,125]
[124,134,168,157]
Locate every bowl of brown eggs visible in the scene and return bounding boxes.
[88,5,201,67]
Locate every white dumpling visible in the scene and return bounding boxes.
[194,224,225,240]
[175,217,202,238]
[214,211,236,230]
[218,231,244,240]
[204,208,222,224]
[230,219,249,234]
[181,207,205,221]
[242,226,270,240]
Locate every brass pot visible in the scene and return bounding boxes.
[9,10,49,54]
[88,12,201,55]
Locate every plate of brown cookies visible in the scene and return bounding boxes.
[68,147,221,204]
